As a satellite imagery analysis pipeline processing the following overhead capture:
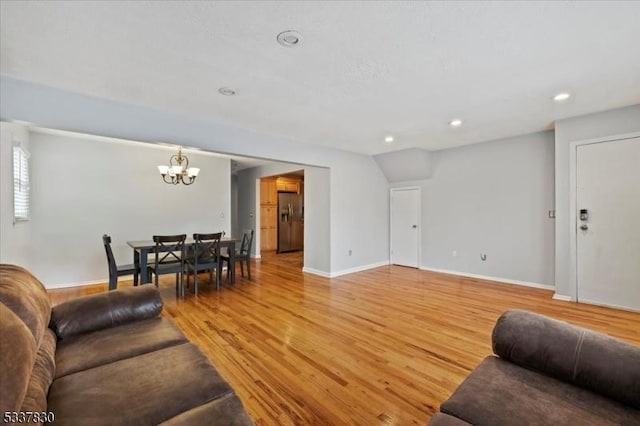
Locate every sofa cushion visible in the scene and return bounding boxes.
[493,309,640,408]
[20,329,56,414]
[428,412,472,425]
[0,303,37,413]
[0,264,51,345]
[440,356,640,426]
[159,394,253,425]
[50,285,163,339]
[55,317,188,378]
[48,342,235,425]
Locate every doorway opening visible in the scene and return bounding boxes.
[260,171,304,268]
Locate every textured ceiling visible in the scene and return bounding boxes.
[1,1,639,155]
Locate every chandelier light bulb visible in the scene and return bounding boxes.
[157,146,199,185]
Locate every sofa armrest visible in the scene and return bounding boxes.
[492,310,640,409]
[50,285,163,339]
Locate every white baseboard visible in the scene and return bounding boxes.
[302,267,331,278]
[577,298,640,313]
[45,264,555,295]
[331,261,391,278]
[46,277,112,290]
[419,266,554,291]
[552,293,573,302]
[303,260,390,278]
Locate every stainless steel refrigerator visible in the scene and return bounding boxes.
[277,193,304,253]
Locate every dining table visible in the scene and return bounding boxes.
[127,237,239,285]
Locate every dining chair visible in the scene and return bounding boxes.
[102,234,139,291]
[148,234,187,296]
[222,229,254,281]
[185,232,223,294]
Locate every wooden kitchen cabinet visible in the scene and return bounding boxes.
[260,178,278,251]
[276,177,300,194]
[260,179,277,205]
[260,205,277,251]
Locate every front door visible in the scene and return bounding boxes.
[390,188,420,268]
[576,137,640,311]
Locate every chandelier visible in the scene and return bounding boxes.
[157,146,200,185]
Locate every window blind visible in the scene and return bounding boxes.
[13,146,30,221]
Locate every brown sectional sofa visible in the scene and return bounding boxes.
[0,264,253,425]
[430,310,640,425]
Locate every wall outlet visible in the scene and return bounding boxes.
[480,253,487,261]
[452,250,457,257]
[548,210,555,219]
[348,250,352,256]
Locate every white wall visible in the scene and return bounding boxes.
[0,122,31,267]
[329,151,389,274]
[374,148,433,182]
[1,77,390,279]
[554,104,640,299]
[22,129,230,287]
[393,131,555,287]
[303,166,330,274]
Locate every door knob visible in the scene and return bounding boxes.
[580,224,588,231]
[412,225,418,229]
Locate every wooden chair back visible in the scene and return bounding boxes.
[102,234,118,288]
[152,234,187,268]
[240,229,255,257]
[192,232,222,264]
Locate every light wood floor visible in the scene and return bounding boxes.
[49,252,640,425]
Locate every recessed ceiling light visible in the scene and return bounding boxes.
[553,92,571,102]
[218,87,236,96]
[449,119,463,127]
[277,30,302,47]
[384,136,394,144]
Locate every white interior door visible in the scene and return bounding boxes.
[390,188,420,268]
[576,137,640,311]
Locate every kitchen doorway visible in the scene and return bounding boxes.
[260,171,304,268]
